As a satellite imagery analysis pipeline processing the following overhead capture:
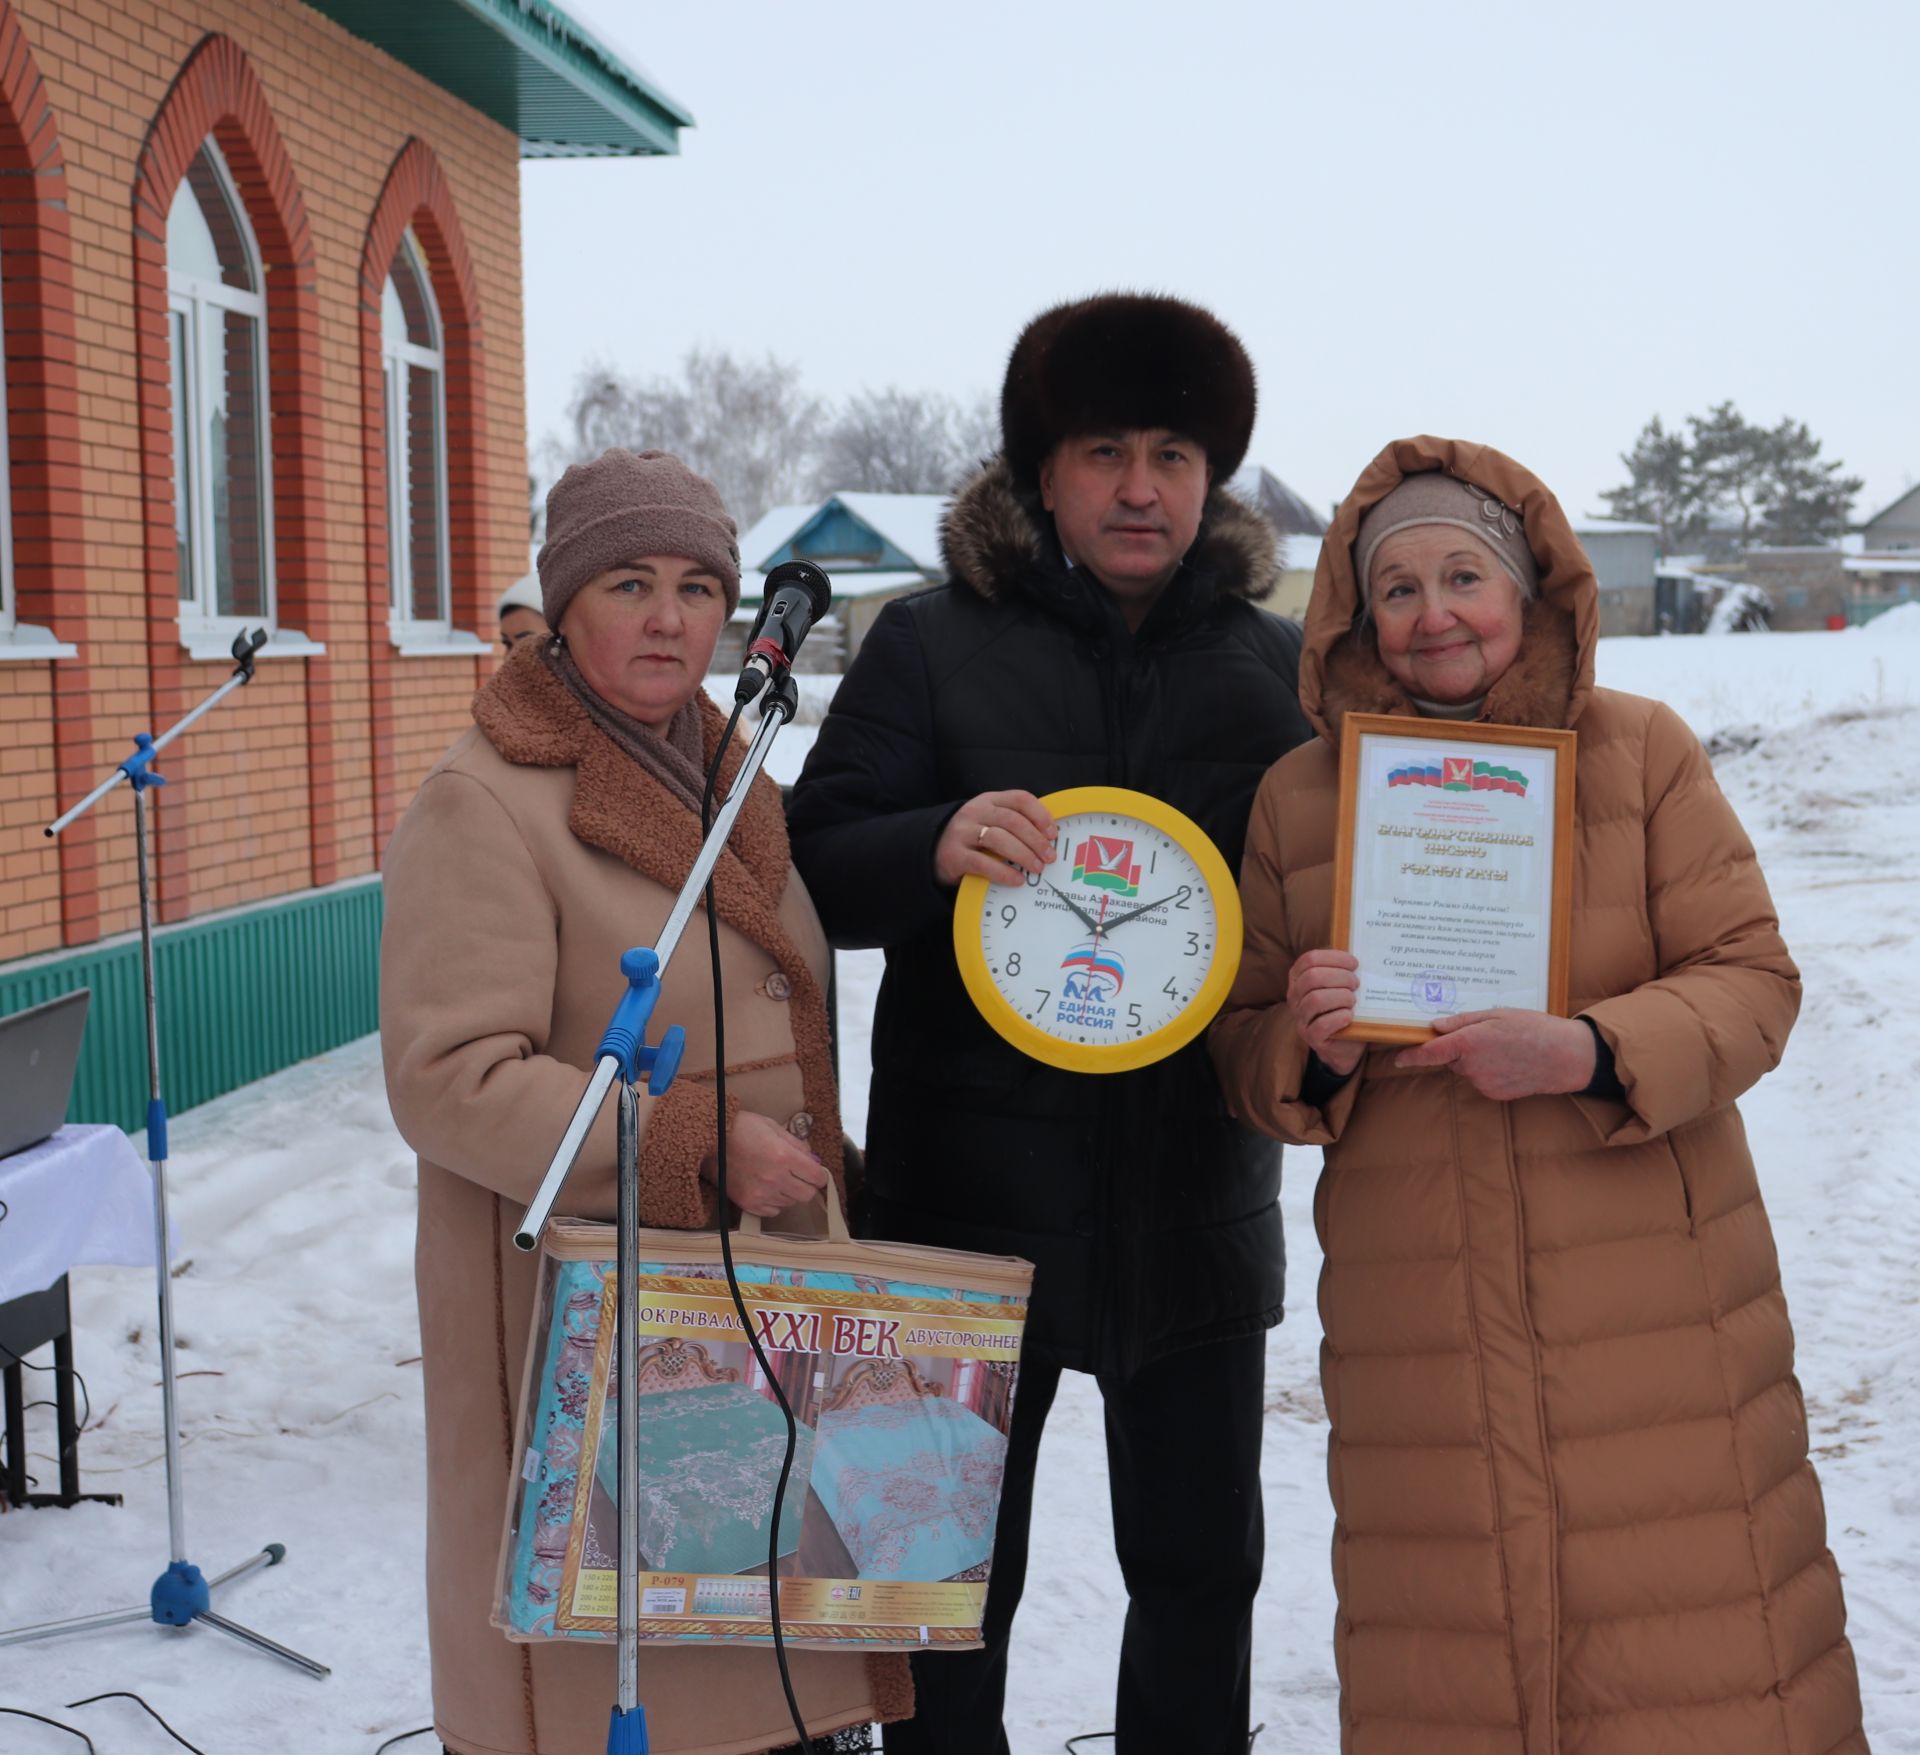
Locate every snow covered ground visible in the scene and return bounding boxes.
[2,625,1917,1752]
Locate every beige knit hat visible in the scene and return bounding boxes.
[1354,473,1539,602]
[537,448,741,626]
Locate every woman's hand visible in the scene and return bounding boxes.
[934,790,1056,888]
[1288,949,1365,1077]
[1394,1010,1596,1101]
[702,1111,830,1219]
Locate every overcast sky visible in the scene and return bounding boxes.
[523,0,1912,526]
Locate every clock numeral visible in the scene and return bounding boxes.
[1172,885,1192,911]
[1024,868,1041,888]
[1185,932,1200,957]
[1033,988,1051,1012]
[1162,977,1180,999]
[1006,952,1021,977]
[1001,904,1018,926]
[1148,847,1157,875]
[1127,1003,1141,1029]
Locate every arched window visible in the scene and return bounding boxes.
[167,141,271,633]
[382,229,449,633]
[0,255,14,636]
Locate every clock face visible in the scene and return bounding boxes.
[953,787,1243,1074]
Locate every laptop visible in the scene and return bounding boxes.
[0,989,90,1159]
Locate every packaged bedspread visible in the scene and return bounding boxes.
[495,1194,1032,1652]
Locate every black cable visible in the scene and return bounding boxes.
[0,1335,94,1497]
[0,1707,95,1750]
[700,689,815,1755]
[373,1727,436,1753]
[1065,1727,1266,1752]
[0,1338,94,1435]
[65,1692,205,1753]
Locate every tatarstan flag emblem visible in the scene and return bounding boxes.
[1072,835,1141,896]
[1387,757,1530,796]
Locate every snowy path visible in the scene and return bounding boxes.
[1,632,1916,1752]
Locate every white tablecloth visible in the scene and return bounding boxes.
[0,1125,177,1304]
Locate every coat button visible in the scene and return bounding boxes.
[787,1111,814,1141]
[763,972,792,1002]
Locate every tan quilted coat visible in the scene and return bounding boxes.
[1210,437,1868,1755]
[381,642,911,1755]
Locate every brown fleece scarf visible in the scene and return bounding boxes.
[543,638,710,817]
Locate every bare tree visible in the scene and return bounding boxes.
[551,348,824,527]
[812,388,1000,496]
[540,355,1003,527]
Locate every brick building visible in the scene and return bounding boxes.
[0,0,689,1126]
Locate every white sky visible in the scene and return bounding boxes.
[523,0,1914,526]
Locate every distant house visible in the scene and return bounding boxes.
[1843,552,1920,625]
[1573,519,1660,636]
[1230,465,1327,619]
[1860,483,1920,551]
[727,491,950,670]
[1850,486,1920,624]
[1688,548,1849,632]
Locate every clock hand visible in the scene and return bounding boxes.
[1101,891,1184,932]
[1042,880,1105,936]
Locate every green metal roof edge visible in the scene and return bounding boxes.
[458,0,695,153]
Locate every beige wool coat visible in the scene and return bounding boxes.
[1210,437,1867,1755]
[381,642,911,1755]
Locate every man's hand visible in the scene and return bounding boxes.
[1288,949,1364,1076]
[934,790,1056,888]
[703,1111,830,1219]
[1394,1010,1596,1102]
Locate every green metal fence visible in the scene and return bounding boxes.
[0,878,384,1135]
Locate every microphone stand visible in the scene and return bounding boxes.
[515,670,801,1755]
[0,628,329,1679]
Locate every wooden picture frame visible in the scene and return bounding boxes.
[1331,713,1577,1045]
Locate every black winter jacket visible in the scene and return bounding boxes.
[788,461,1315,1377]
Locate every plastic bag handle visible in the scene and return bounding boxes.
[735,1165,852,1244]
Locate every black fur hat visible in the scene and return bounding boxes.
[1000,292,1257,489]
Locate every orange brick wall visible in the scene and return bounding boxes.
[0,0,529,964]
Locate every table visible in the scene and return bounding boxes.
[0,1124,174,1508]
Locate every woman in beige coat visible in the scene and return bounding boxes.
[1211,437,1868,1755]
[381,449,910,1755]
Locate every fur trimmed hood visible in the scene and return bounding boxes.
[938,456,1281,620]
[1302,435,1601,743]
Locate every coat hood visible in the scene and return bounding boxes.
[1301,436,1600,744]
[939,456,1280,617]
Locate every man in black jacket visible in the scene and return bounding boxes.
[787,294,1315,1754]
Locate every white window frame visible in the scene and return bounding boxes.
[0,247,75,661]
[0,248,12,637]
[168,140,276,650]
[383,229,462,651]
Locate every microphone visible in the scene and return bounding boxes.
[734,560,832,704]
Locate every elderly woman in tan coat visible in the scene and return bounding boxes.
[381,449,910,1755]
[1211,436,1868,1755]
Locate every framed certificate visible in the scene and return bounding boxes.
[1331,714,1576,1044]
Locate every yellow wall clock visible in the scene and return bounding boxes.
[952,785,1244,1074]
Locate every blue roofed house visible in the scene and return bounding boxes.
[725,491,951,671]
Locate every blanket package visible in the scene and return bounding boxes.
[494,1201,1032,1652]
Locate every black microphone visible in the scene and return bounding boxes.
[734,560,832,704]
